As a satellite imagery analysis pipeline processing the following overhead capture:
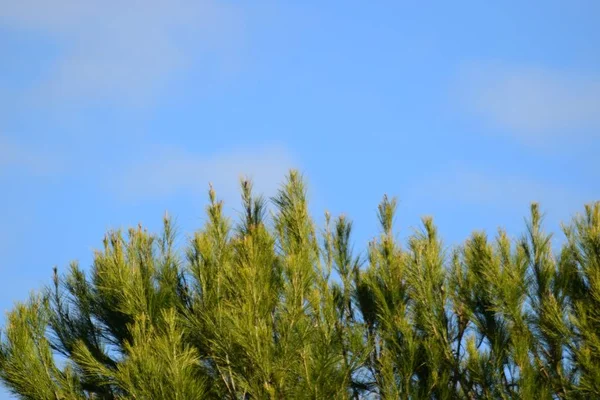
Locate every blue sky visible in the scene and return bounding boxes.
[1,1,599,396]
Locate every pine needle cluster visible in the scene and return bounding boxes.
[1,171,600,399]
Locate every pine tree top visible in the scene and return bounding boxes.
[1,171,599,399]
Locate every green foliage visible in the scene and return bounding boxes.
[1,171,599,399]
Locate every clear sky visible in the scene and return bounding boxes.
[1,1,599,397]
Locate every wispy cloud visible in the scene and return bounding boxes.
[455,62,600,146]
[0,0,244,106]
[0,135,64,177]
[411,164,597,223]
[113,145,297,203]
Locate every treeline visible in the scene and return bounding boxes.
[1,171,599,399]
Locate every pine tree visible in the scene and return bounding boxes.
[1,171,599,399]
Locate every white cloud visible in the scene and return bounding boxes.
[456,62,600,145]
[410,164,597,222]
[0,135,64,177]
[114,145,297,203]
[0,0,244,105]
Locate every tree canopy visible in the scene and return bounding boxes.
[1,171,599,399]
